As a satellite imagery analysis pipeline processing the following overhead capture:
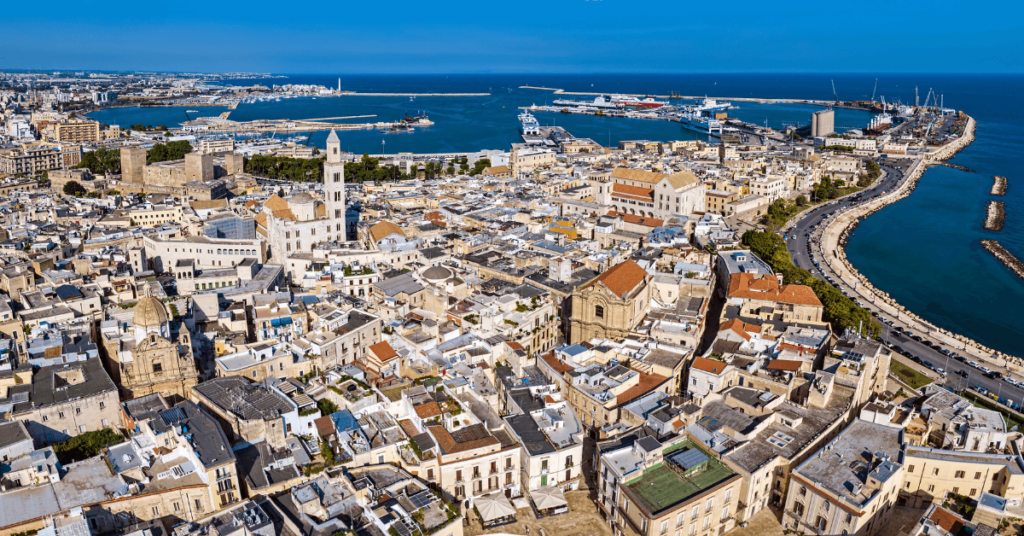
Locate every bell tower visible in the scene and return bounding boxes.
[324,130,346,240]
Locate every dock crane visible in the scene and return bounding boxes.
[831,79,839,105]
[871,78,878,103]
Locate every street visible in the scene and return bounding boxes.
[785,161,1024,406]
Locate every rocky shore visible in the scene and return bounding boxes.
[819,116,1020,364]
[992,175,1007,196]
[981,240,1024,280]
[984,201,1006,231]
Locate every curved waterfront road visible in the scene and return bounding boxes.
[785,161,1024,403]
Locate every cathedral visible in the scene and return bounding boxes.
[100,284,200,401]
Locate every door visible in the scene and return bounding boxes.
[541,475,547,487]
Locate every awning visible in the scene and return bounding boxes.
[476,491,516,522]
[530,485,567,510]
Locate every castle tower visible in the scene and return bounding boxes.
[324,130,346,238]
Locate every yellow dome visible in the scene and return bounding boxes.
[134,296,169,327]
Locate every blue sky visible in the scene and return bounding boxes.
[4,0,1022,73]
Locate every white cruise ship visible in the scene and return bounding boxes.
[519,111,540,135]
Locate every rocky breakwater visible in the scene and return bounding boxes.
[819,116,1019,363]
[992,176,1007,196]
[981,240,1024,281]
[984,201,1006,231]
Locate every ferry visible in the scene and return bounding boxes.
[552,95,621,109]
[518,111,540,136]
[675,112,723,135]
[693,98,731,113]
[610,94,668,108]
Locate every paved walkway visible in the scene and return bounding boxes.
[723,506,785,536]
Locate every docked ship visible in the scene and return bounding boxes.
[693,98,731,113]
[552,95,621,109]
[610,94,668,107]
[868,112,892,132]
[519,110,540,136]
[676,113,723,134]
[402,113,434,126]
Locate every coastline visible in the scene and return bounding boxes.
[981,241,1024,280]
[816,116,1021,363]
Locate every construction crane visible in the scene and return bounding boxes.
[922,88,934,110]
[871,78,878,103]
[831,79,839,105]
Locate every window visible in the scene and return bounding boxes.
[173,501,181,513]
[333,172,341,183]
[822,501,830,512]
[933,468,940,476]
[59,412,64,419]
[908,465,914,473]
[725,488,732,503]
[677,513,684,527]
[702,517,710,530]
[970,488,977,496]
[706,498,714,513]
[76,407,81,415]
[955,470,965,478]
[928,485,935,492]
[152,506,159,516]
[661,520,668,534]
[153,363,162,373]
[952,487,959,494]
[195,499,203,512]
[975,472,982,479]
[799,485,807,497]
[595,305,604,319]
[845,513,852,525]
[692,505,699,520]
[79,425,86,433]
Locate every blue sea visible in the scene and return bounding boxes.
[88,74,1024,355]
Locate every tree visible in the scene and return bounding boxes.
[469,158,491,176]
[317,398,339,416]
[446,165,455,175]
[53,428,125,464]
[147,140,193,163]
[75,147,121,175]
[796,194,807,207]
[63,181,86,197]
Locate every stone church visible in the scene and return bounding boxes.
[100,284,200,401]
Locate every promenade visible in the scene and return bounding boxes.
[811,118,1022,368]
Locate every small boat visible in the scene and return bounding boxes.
[186,110,199,113]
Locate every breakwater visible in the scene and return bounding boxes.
[981,240,1024,281]
[934,161,975,173]
[992,176,1007,196]
[984,201,1006,231]
[820,116,1020,362]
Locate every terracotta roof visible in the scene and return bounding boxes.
[484,165,510,174]
[428,425,499,454]
[611,167,667,184]
[583,259,648,298]
[727,273,822,307]
[369,220,405,243]
[190,199,228,211]
[505,341,524,351]
[540,351,573,374]
[415,402,443,419]
[615,370,670,406]
[314,416,335,439]
[265,194,289,211]
[272,208,296,221]
[606,211,664,227]
[611,183,654,202]
[398,419,419,439]
[316,203,326,218]
[766,359,803,371]
[664,170,700,190]
[245,200,259,208]
[691,356,727,375]
[928,507,965,535]
[369,341,398,362]
[254,212,268,228]
[720,318,761,341]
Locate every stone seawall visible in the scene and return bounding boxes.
[817,116,1021,364]
[992,176,1007,196]
[981,240,1024,281]
[984,201,1006,231]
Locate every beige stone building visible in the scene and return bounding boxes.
[99,289,199,401]
[53,121,101,143]
[725,273,824,324]
[569,260,652,343]
[899,446,1024,509]
[784,420,904,536]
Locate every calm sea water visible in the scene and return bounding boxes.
[88,74,1024,355]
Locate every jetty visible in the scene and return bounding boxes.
[934,161,975,173]
[981,240,1024,280]
[518,85,852,107]
[984,201,1006,231]
[992,176,1007,196]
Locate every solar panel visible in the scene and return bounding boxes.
[408,490,437,509]
[12,392,29,404]
[160,407,186,426]
[669,448,710,471]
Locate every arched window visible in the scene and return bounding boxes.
[595,305,604,319]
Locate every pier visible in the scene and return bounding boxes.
[984,201,1006,231]
[933,161,975,173]
[992,176,1008,196]
[981,240,1024,281]
[518,86,858,107]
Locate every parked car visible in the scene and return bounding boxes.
[968,361,979,368]
[1003,377,1017,386]
[956,370,969,378]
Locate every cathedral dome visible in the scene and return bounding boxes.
[422,265,453,282]
[134,296,169,328]
[291,192,315,205]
